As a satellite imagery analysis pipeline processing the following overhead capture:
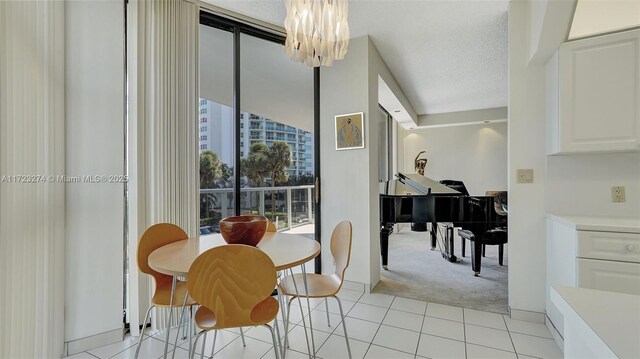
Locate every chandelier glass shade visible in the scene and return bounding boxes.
[284,0,350,67]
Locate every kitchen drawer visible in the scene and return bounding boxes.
[578,258,640,295]
[578,230,640,263]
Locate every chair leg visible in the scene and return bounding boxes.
[264,323,281,359]
[209,330,217,358]
[334,296,352,359]
[325,298,331,327]
[274,316,283,357]
[288,269,312,357]
[461,236,466,257]
[300,265,317,357]
[276,289,289,356]
[189,306,194,355]
[499,244,504,266]
[284,296,295,349]
[135,305,154,359]
[201,331,209,359]
[239,327,246,347]
[482,244,486,257]
[189,331,206,359]
[172,294,191,359]
[164,277,178,359]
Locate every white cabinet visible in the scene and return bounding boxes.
[547,29,640,155]
[546,215,640,336]
[578,258,640,295]
[577,230,640,263]
[577,230,640,295]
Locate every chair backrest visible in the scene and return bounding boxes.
[266,220,277,232]
[331,221,353,285]
[486,190,508,218]
[187,245,277,328]
[138,223,188,282]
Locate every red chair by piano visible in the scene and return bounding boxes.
[458,191,508,276]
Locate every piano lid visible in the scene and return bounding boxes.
[380,173,462,196]
[397,173,461,195]
[379,179,423,196]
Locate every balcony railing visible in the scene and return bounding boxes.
[200,185,315,232]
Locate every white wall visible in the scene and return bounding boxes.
[65,0,124,352]
[508,1,549,314]
[320,36,416,288]
[547,153,640,218]
[399,123,508,196]
[320,36,372,285]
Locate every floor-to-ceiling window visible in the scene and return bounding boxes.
[199,24,235,232]
[239,33,314,232]
[199,12,318,242]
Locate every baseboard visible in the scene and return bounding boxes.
[545,314,565,353]
[509,308,545,323]
[64,328,123,356]
[341,280,366,293]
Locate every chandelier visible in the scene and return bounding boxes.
[284,0,350,67]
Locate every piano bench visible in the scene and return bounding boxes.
[458,229,508,271]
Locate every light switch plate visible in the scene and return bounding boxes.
[517,169,534,183]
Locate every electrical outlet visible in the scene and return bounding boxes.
[517,169,534,183]
[612,186,626,203]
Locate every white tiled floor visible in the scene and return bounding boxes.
[65,286,563,359]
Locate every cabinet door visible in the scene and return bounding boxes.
[559,29,640,153]
[578,230,640,263]
[577,258,640,295]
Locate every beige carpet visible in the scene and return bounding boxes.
[373,229,509,314]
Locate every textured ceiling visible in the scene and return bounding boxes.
[204,0,508,115]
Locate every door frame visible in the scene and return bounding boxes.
[200,11,322,273]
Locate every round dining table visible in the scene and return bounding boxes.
[148,231,321,359]
[148,231,320,275]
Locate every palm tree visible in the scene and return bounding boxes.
[199,150,223,221]
[241,142,269,187]
[266,142,291,216]
[200,150,222,189]
[240,141,291,218]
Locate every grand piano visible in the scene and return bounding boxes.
[380,172,502,276]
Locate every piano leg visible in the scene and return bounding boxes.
[429,222,437,250]
[445,226,457,263]
[380,224,392,270]
[470,237,482,276]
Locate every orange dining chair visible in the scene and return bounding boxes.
[267,220,277,232]
[278,220,353,358]
[187,245,282,359]
[135,223,196,358]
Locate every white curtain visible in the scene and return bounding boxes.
[129,0,200,331]
[0,1,66,358]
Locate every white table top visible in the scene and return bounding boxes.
[551,285,640,359]
[546,214,640,233]
[148,232,320,276]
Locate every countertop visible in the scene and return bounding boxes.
[551,286,640,359]
[546,214,640,233]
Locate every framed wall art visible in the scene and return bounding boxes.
[335,112,365,150]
